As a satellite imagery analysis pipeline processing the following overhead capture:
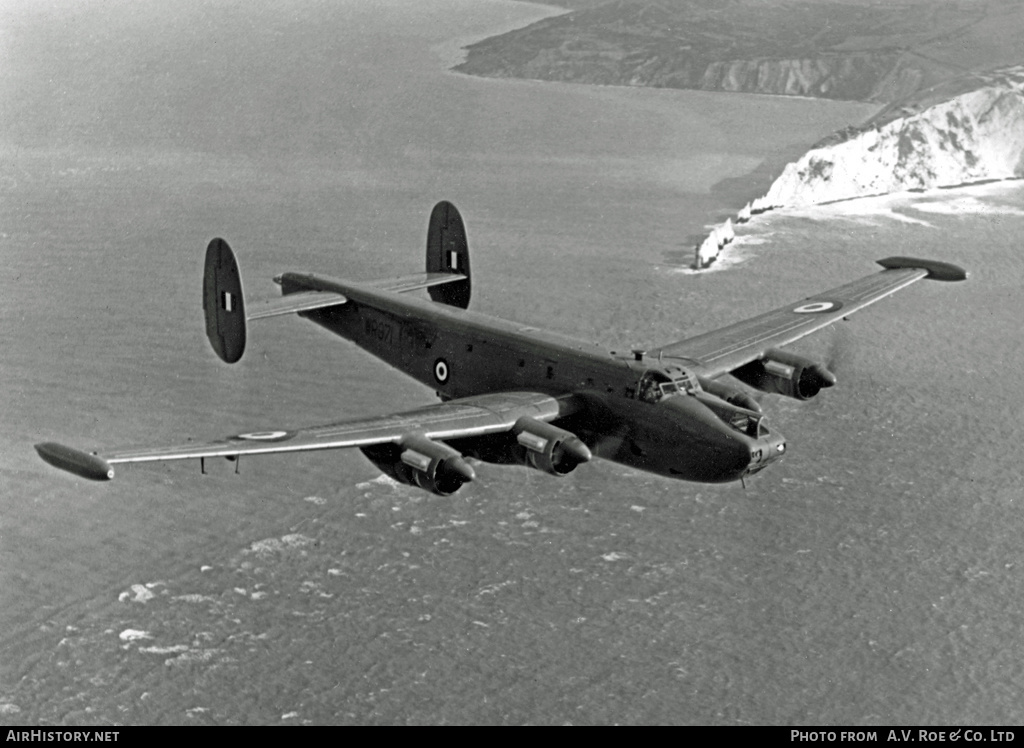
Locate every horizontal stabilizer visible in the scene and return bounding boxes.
[371,271,469,295]
[246,290,348,320]
[35,442,114,481]
[877,257,967,282]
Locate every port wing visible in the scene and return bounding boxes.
[652,257,967,378]
[35,392,578,481]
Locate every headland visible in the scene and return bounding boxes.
[455,0,1024,267]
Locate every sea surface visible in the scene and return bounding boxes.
[2,0,1023,725]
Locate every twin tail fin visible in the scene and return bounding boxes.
[203,238,247,364]
[203,200,472,364]
[426,200,471,309]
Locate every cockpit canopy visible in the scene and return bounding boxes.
[637,367,701,404]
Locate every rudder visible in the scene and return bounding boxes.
[203,237,247,363]
[426,200,471,309]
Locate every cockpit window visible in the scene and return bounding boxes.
[638,369,701,404]
[638,372,669,403]
[729,412,769,438]
[672,370,701,394]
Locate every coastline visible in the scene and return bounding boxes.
[429,1,568,70]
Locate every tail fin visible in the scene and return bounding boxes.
[426,200,471,309]
[203,238,247,363]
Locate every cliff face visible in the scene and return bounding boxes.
[759,67,1024,208]
[692,66,1024,268]
[698,55,925,101]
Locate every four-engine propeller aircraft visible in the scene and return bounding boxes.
[36,201,967,494]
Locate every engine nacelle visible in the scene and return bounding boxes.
[730,348,837,401]
[359,435,475,496]
[512,417,592,476]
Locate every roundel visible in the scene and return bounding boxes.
[793,300,842,314]
[237,430,291,441]
[433,358,450,385]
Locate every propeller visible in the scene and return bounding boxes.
[824,322,856,378]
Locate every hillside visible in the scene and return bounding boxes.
[457,0,1024,104]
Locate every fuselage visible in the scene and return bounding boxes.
[281,272,786,483]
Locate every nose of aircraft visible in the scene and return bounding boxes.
[748,432,787,474]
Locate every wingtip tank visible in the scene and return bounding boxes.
[35,442,115,481]
[877,257,968,282]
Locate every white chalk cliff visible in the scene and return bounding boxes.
[759,66,1024,209]
[693,66,1024,269]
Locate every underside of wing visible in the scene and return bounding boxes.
[35,391,584,490]
[652,257,966,379]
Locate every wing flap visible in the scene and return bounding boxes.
[654,257,965,378]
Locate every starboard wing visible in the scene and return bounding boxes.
[651,257,967,378]
[35,391,579,481]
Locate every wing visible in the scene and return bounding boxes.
[35,391,579,481]
[651,257,967,378]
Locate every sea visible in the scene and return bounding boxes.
[2,0,1023,726]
